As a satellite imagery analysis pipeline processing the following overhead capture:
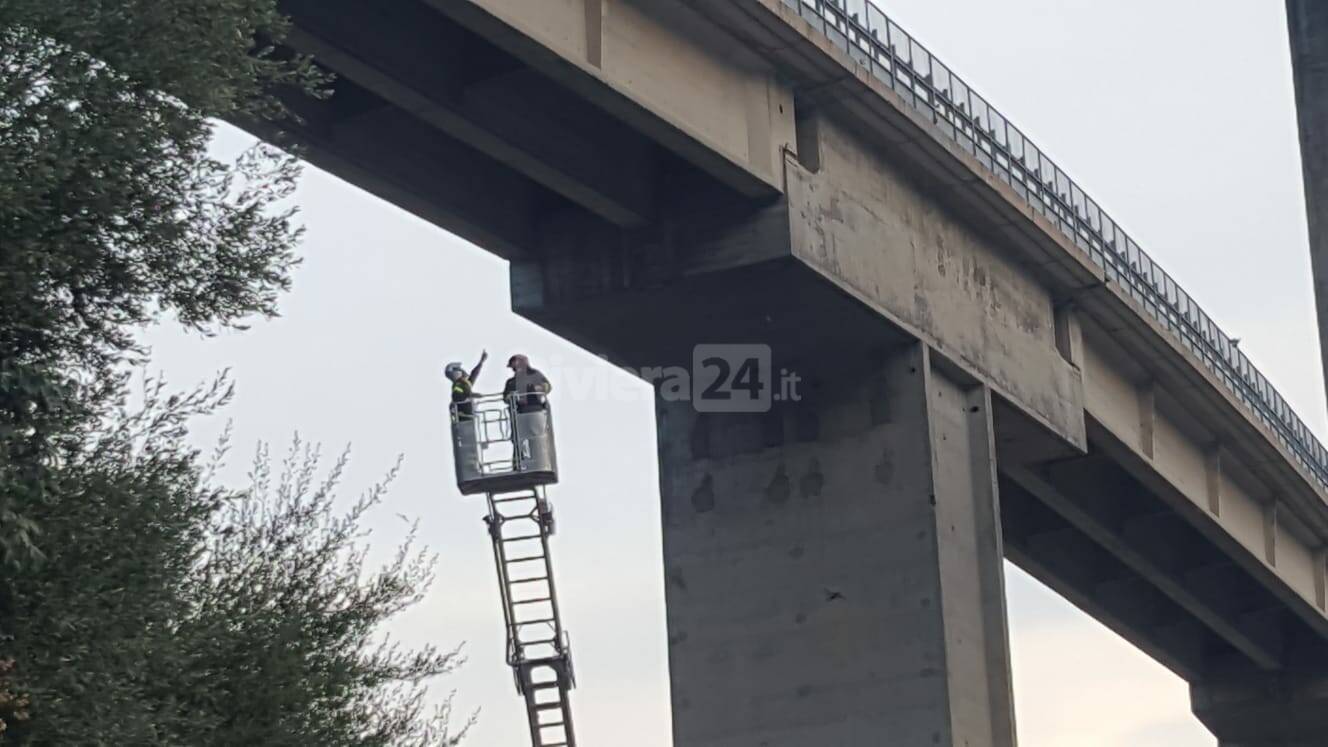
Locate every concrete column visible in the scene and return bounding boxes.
[1287,0,1328,408]
[1192,670,1328,747]
[657,342,1017,746]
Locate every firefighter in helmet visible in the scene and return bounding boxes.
[446,350,488,420]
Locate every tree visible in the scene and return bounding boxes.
[0,0,326,565]
[0,1,470,742]
[2,375,472,744]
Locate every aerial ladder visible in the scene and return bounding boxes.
[450,392,577,747]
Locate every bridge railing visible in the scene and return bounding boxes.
[785,0,1328,491]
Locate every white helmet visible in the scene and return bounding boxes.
[444,362,465,381]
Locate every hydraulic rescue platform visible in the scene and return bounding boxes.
[450,393,576,747]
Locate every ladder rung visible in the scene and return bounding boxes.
[513,597,552,605]
[503,534,544,542]
[493,495,537,504]
[516,618,556,626]
[505,555,546,563]
[508,576,549,585]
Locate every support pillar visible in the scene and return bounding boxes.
[1287,0,1328,409]
[656,342,1017,746]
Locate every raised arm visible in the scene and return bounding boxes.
[469,349,489,382]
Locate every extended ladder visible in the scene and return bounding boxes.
[483,486,577,747]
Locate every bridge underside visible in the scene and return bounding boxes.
[253,1,1328,744]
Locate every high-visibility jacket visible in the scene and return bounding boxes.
[452,379,475,418]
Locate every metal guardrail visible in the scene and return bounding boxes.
[785,0,1328,491]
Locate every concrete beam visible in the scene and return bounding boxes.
[1005,462,1285,670]
[1000,479,1209,679]
[783,117,1086,453]
[280,0,659,226]
[425,0,794,198]
[239,96,543,259]
[1088,420,1328,642]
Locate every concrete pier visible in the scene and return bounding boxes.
[657,344,1016,745]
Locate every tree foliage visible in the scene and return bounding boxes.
[3,376,471,744]
[0,0,327,564]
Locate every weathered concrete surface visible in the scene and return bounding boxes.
[657,344,1016,746]
[1288,0,1328,408]
[786,115,1084,449]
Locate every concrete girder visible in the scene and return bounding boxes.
[422,0,793,199]
[241,97,544,258]
[280,0,660,226]
[999,479,1210,679]
[1089,422,1328,642]
[1006,463,1287,670]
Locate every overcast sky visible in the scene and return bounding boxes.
[140,1,1321,745]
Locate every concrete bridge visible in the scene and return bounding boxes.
[253,1,1328,743]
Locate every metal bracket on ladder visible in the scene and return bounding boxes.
[483,486,577,747]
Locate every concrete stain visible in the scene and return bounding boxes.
[668,568,689,592]
[691,474,716,513]
[1017,301,1044,336]
[874,449,895,486]
[914,291,936,331]
[973,263,988,289]
[824,193,846,223]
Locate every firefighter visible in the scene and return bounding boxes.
[446,350,488,420]
[503,353,552,413]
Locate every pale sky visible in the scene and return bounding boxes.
[140,1,1323,745]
